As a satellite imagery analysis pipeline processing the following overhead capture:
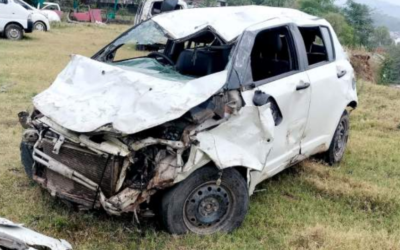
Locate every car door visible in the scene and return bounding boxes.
[0,0,29,26]
[0,0,12,31]
[298,25,354,156]
[226,23,312,184]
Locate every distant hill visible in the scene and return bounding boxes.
[336,0,400,31]
[373,12,400,32]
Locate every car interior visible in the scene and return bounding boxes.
[158,31,233,77]
[250,27,297,82]
[111,30,233,78]
[173,34,231,77]
[299,27,329,66]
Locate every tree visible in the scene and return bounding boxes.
[370,26,394,49]
[262,0,296,7]
[380,45,400,84]
[343,0,374,47]
[324,12,355,46]
[299,0,337,16]
[227,0,296,7]
[227,0,253,5]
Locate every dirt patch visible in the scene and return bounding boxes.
[350,52,374,82]
[349,50,384,83]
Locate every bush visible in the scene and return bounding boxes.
[380,45,400,85]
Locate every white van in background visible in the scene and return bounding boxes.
[0,0,34,40]
[134,0,188,25]
[13,0,51,31]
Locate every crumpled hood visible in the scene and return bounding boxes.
[33,55,227,134]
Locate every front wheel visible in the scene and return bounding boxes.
[161,166,249,235]
[34,21,47,32]
[325,110,350,165]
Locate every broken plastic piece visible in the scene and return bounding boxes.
[0,217,72,250]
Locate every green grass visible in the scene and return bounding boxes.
[1,25,400,249]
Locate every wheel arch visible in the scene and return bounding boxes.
[347,100,358,110]
[5,22,24,31]
[176,159,251,192]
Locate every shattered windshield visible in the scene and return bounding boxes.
[95,19,233,81]
[100,20,169,62]
[114,20,168,47]
[113,58,195,82]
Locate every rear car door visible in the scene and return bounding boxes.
[227,23,312,182]
[298,25,354,156]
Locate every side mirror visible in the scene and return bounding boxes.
[160,0,178,13]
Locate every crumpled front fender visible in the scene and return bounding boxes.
[176,105,275,185]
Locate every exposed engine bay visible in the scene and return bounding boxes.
[20,88,274,216]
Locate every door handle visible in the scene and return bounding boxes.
[337,70,347,78]
[296,81,310,91]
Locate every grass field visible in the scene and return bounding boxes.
[1,24,400,250]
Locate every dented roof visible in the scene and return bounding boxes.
[152,6,317,42]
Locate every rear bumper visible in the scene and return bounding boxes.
[25,20,34,33]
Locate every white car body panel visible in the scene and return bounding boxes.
[30,11,51,29]
[152,6,314,42]
[39,2,62,21]
[16,0,51,29]
[197,105,275,171]
[41,2,61,11]
[0,217,72,250]
[40,9,60,22]
[0,0,30,32]
[33,55,228,135]
[134,0,188,25]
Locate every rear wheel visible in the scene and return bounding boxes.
[161,166,249,235]
[5,24,23,40]
[325,110,350,165]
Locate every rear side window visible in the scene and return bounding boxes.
[0,0,8,4]
[299,26,335,66]
[250,26,299,82]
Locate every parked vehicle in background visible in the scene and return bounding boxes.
[14,0,52,30]
[134,0,187,25]
[67,5,104,23]
[0,0,34,40]
[19,6,358,235]
[37,2,63,20]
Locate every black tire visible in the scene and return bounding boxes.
[5,24,23,40]
[161,166,249,235]
[325,110,350,165]
[34,21,47,32]
[20,141,34,179]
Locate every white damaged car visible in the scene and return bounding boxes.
[19,6,358,235]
